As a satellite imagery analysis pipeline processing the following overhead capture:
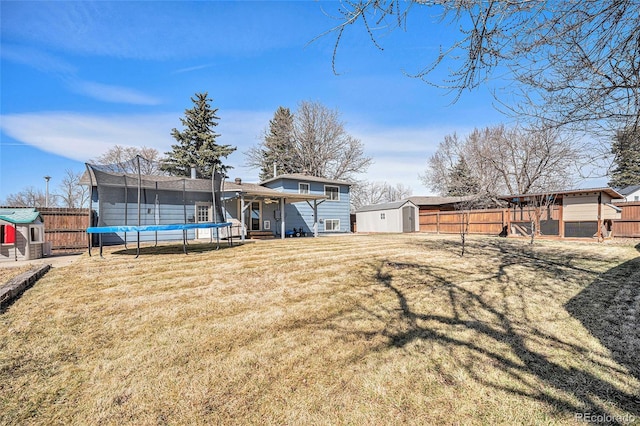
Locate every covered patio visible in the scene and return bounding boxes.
[222,179,327,242]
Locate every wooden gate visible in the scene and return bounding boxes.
[40,208,89,254]
[613,202,640,238]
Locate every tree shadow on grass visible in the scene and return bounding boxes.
[357,239,640,423]
[565,243,640,382]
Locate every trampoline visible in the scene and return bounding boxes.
[85,156,234,257]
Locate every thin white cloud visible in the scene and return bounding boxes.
[70,80,163,105]
[1,45,161,106]
[366,156,431,195]
[348,122,474,195]
[0,110,455,195]
[0,112,176,162]
[350,122,474,155]
[2,2,316,60]
[172,64,214,74]
[0,44,76,75]
[0,110,270,168]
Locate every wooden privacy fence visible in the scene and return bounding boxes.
[420,203,640,239]
[612,202,640,238]
[40,208,90,254]
[420,209,507,235]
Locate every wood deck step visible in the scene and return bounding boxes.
[248,231,275,240]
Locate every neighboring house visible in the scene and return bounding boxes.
[0,208,46,261]
[260,173,352,235]
[616,185,640,202]
[355,200,419,233]
[82,168,352,245]
[501,187,624,238]
[364,188,624,239]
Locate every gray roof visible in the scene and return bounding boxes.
[222,181,325,201]
[80,169,217,192]
[81,169,326,202]
[618,185,640,196]
[407,195,478,206]
[260,173,352,186]
[356,200,416,213]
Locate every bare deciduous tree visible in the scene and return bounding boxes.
[247,101,372,181]
[293,101,372,180]
[421,124,580,197]
[517,193,560,245]
[3,187,49,208]
[320,1,640,134]
[90,145,165,175]
[57,169,90,208]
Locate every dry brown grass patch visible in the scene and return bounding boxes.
[1,235,639,425]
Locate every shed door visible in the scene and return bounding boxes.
[402,206,414,233]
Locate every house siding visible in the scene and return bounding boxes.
[564,194,598,222]
[262,178,351,233]
[92,186,214,244]
[87,173,352,245]
[563,192,619,222]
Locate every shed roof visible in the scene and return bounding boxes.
[0,207,42,224]
[356,200,416,213]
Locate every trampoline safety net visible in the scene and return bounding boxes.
[85,155,232,256]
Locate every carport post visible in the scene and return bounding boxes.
[313,200,318,237]
[280,198,286,239]
[240,194,246,243]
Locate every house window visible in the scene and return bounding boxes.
[325,219,340,232]
[29,225,44,244]
[325,185,339,201]
[380,213,386,220]
[299,183,310,194]
[635,195,639,201]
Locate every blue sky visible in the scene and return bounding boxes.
[1,1,539,201]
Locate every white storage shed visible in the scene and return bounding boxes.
[356,200,419,233]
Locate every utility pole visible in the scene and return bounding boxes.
[44,176,51,207]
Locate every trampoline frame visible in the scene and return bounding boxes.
[86,222,233,257]
[85,156,233,258]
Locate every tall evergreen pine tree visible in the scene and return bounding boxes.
[259,107,297,181]
[608,127,640,188]
[446,158,480,196]
[162,92,236,178]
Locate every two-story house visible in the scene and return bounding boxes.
[260,174,352,236]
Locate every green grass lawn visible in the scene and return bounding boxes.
[1,234,639,425]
